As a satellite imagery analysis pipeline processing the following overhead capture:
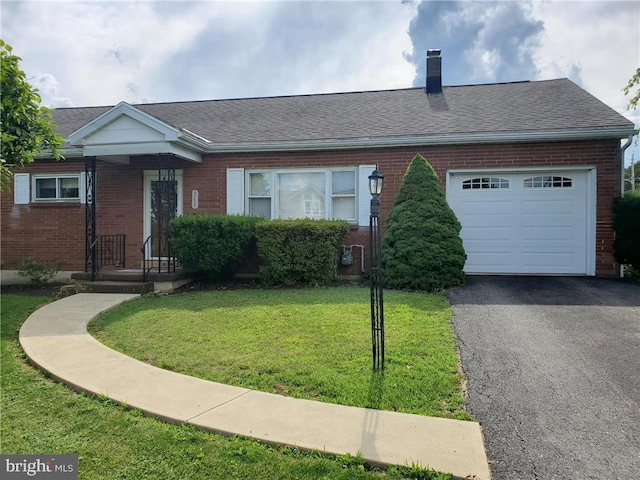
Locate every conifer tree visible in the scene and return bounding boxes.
[382,153,466,290]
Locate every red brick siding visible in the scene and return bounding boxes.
[0,139,622,276]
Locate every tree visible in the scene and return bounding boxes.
[612,192,640,273]
[382,153,466,291]
[623,67,640,111]
[0,40,64,191]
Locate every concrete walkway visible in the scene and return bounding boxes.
[19,293,491,480]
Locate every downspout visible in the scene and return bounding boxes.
[618,135,634,278]
[620,135,634,195]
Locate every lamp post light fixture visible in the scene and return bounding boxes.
[368,168,385,370]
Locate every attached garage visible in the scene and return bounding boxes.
[447,168,595,275]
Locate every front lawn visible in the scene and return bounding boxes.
[89,286,470,420]
[1,294,452,479]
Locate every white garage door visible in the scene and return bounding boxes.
[447,170,593,275]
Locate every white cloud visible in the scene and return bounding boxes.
[532,1,639,122]
[34,74,74,108]
[1,0,416,106]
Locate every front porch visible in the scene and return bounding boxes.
[66,101,206,293]
[78,153,190,293]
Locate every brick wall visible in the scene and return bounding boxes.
[0,139,622,276]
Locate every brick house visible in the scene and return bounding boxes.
[1,52,635,280]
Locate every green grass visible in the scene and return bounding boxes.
[89,286,470,420]
[1,294,453,479]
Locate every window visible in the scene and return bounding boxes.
[248,172,272,218]
[247,168,357,221]
[523,176,572,188]
[462,177,510,190]
[33,175,80,201]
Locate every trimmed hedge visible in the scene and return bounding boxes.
[382,153,466,291]
[256,219,350,286]
[170,214,262,281]
[613,191,640,271]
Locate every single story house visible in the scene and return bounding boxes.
[1,51,635,279]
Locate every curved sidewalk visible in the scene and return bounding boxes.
[19,293,491,480]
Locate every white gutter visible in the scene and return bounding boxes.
[200,126,636,154]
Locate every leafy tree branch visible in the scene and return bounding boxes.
[0,40,64,191]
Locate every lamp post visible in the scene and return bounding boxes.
[369,168,385,371]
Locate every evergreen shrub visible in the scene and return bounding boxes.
[256,219,349,286]
[613,191,640,271]
[382,153,466,291]
[170,214,262,281]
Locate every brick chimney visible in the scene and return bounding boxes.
[426,49,442,94]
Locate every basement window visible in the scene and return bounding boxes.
[523,176,572,188]
[33,174,80,201]
[462,177,510,190]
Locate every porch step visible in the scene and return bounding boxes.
[71,268,191,283]
[77,280,154,295]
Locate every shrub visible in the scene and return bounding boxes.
[256,219,349,286]
[382,154,466,291]
[170,214,262,281]
[17,256,63,286]
[613,191,640,271]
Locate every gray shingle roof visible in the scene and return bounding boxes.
[52,78,634,146]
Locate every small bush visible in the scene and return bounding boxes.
[170,214,262,281]
[256,219,349,286]
[613,191,640,271]
[382,154,466,291]
[18,256,63,286]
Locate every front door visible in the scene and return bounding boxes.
[144,170,183,259]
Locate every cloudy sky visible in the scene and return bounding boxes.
[1,0,639,162]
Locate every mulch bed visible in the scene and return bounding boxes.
[1,283,66,297]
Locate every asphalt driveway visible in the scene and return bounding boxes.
[448,276,640,480]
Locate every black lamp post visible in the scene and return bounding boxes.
[369,168,385,371]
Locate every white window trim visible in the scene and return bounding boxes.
[245,167,359,223]
[31,173,82,202]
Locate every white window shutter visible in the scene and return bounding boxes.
[80,172,95,204]
[358,165,376,226]
[80,172,87,204]
[226,168,245,214]
[14,173,30,204]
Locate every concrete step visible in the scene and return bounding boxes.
[71,269,191,283]
[77,281,154,295]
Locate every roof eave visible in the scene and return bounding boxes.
[203,127,637,153]
[46,125,635,159]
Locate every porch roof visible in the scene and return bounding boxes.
[52,78,635,156]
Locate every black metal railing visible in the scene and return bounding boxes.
[87,234,126,281]
[141,235,176,282]
[97,235,126,269]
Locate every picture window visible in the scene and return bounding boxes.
[247,168,357,221]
